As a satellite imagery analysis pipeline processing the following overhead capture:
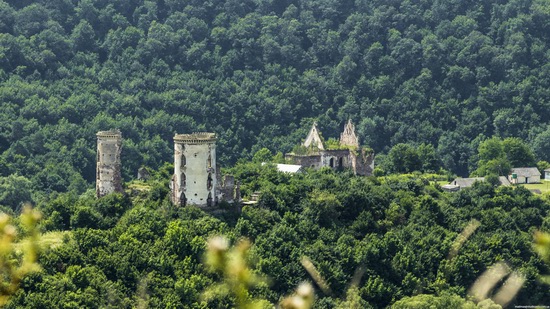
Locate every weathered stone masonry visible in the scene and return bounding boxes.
[96,130,123,198]
[285,120,374,176]
[170,132,240,207]
[171,132,218,207]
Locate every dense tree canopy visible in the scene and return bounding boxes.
[3,164,548,308]
[1,0,550,198]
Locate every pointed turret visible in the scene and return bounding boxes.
[303,122,325,150]
[340,119,359,148]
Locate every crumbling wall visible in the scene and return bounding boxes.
[221,175,235,203]
[285,154,323,168]
[137,167,150,180]
[352,149,374,176]
[171,141,185,206]
[321,150,351,169]
[340,120,359,148]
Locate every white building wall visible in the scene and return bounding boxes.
[511,175,540,184]
[172,133,217,207]
[182,143,217,206]
[529,175,541,183]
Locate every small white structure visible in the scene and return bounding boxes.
[261,163,303,173]
[544,168,550,181]
[447,176,511,191]
[275,164,303,173]
[441,184,460,192]
[450,177,485,189]
[509,167,541,184]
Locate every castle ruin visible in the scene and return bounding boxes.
[96,130,123,198]
[171,132,240,207]
[94,124,367,204]
[285,120,374,176]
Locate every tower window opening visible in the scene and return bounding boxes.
[207,192,212,207]
[180,193,186,206]
[207,173,213,190]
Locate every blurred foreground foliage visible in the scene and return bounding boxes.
[0,206,41,307]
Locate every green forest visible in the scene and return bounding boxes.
[3,0,550,192]
[1,163,549,308]
[1,0,550,307]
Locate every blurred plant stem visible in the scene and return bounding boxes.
[0,205,41,306]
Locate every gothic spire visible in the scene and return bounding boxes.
[303,122,325,150]
[340,119,359,148]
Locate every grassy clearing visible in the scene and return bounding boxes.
[520,181,550,193]
[431,179,550,194]
[127,181,152,192]
[435,180,450,185]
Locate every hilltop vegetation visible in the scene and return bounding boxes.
[2,0,550,201]
[3,164,550,308]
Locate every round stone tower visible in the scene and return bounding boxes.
[171,132,217,207]
[96,130,123,198]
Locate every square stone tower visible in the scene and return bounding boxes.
[171,132,217,207]
[96,130,123,198]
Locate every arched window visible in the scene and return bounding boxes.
[207,192,212,207]
[181,173,186,187]
[339,157,343,167]
[181,154,186,167]
[329,158,334,167]
[180,193,186,206]
[207,173,213,190]
[207,154,212,168]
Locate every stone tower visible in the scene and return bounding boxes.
[96,130,123,198]
[171,132,217,207]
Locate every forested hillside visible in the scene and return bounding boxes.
[1,1,550,308]
[2,0,550,199]
[4,165,550,308]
